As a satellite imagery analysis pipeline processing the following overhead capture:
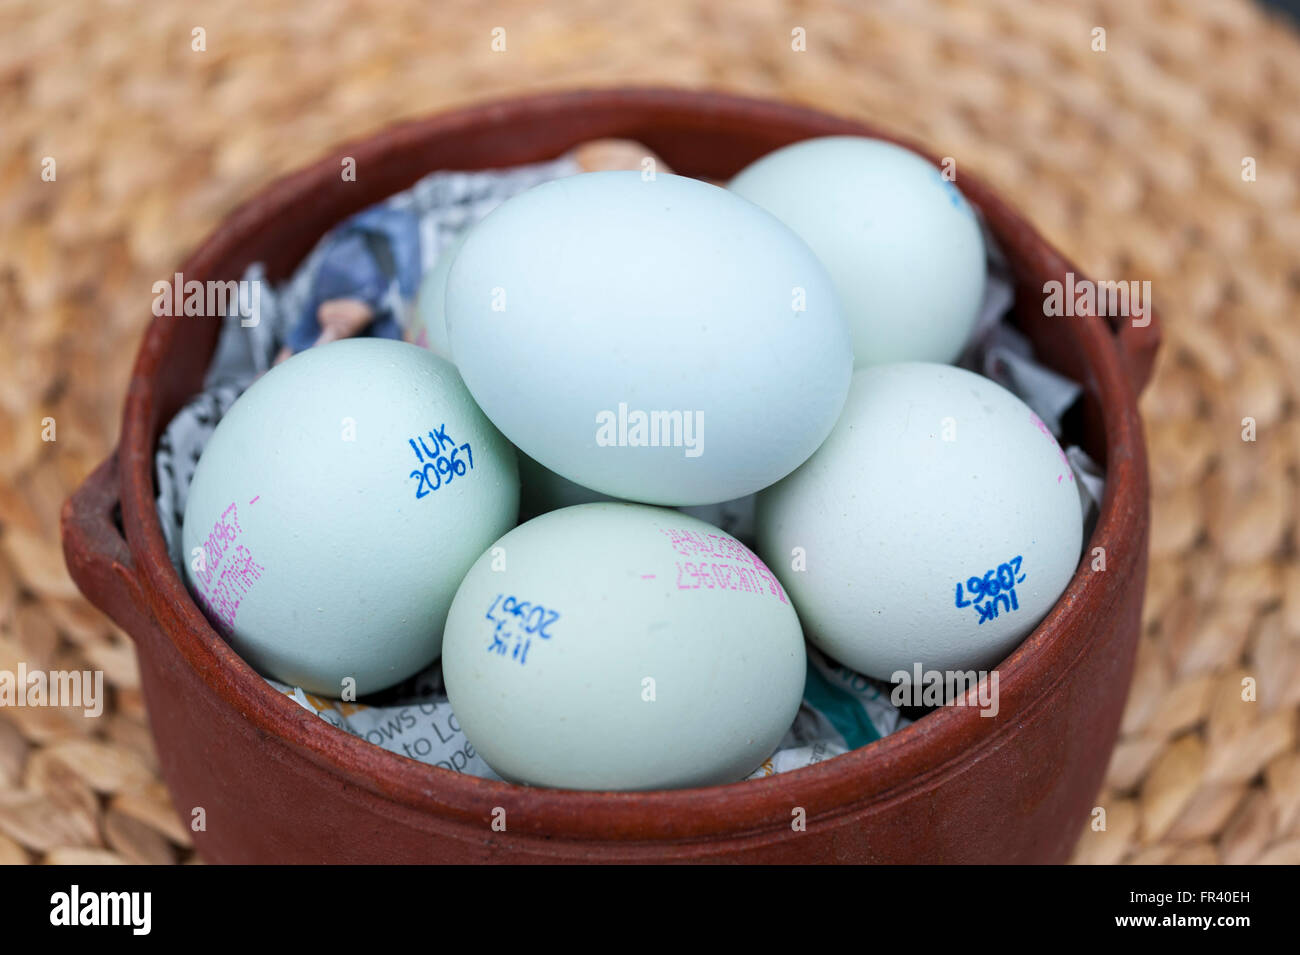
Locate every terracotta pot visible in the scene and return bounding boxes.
[61,88,1159,863]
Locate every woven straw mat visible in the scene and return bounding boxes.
[0,0,1298,865]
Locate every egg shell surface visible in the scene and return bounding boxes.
[181,338,520,697]
[517,448,758,541]
[729,136,987,366]
[516,447,616,519]
[442,502,807,790]
[755,363,1083,681]
[413,232,467,361]
[445,170,854,507]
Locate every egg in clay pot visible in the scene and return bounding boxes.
[756,362,1083,683]
[441,502,807,790]
[445,170,854,506]
[181,338,520,697]
[730,136,987,366]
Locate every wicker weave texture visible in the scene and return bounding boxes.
[1,0,1298,865]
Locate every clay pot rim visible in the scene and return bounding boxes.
[115,87,1152,842]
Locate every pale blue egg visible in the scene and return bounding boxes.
[730,136,987,366]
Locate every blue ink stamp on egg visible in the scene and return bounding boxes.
[954,556,1026,625]
[407,424,475,499]
[931,167,973,217]
[485,594,559,665]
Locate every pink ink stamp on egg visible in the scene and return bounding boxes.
[1029,412,1075,484]
[193,500,265,634]
[661,527,788,604]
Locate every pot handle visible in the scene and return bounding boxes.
[60,452,154,640]
[1112,307,1161,396]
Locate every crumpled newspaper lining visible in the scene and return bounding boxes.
[155,156,1104,787]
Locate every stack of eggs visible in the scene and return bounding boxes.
[182,137,1083,792]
